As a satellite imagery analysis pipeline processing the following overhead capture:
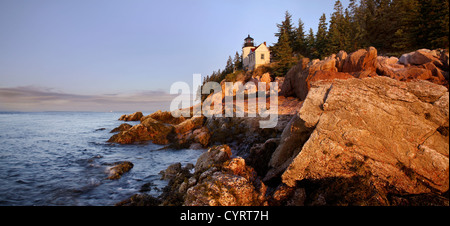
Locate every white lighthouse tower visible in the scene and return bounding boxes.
[242,35,255,71]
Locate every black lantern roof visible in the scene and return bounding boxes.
[244,34,254,47]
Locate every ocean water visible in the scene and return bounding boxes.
[0,112,204,206]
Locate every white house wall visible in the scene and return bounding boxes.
[242,43,270,71]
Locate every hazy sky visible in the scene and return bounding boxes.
[0,0,349,112]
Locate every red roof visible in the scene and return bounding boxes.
[251,43,265,52]
[251,42,270,53]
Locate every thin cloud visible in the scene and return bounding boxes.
[0,86,179,112]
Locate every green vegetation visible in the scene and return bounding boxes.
[280,0,449,59]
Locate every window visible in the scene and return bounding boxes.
[261,54,264,60]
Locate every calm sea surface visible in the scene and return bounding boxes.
[0,112,204,206]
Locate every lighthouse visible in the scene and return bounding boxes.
[242,35,270,71]
[242,35,255,70]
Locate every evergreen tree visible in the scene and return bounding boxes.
[342,8,354,51]
[275,11,296,47]
[306,28,318,59]
[233,51,242,70]
[272,31,295,77]
[373,0,391,50]
[315,13,329,58]
[273,10,296,59]
[391,0,421,52]
[356,0,376,48]
[346,0,364,51]
[357,0,399,51]
[224,56,234,75]
[294,18,308,57]
[274,31,293,62]
[418,0,449,49]
[327,0,347,54]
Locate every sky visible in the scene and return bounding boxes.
[0,0,349,112]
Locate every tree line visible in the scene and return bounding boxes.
[273,0,449,61]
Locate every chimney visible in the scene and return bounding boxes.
[264,42,266,46]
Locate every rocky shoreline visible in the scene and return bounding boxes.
[111,47,449,206]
